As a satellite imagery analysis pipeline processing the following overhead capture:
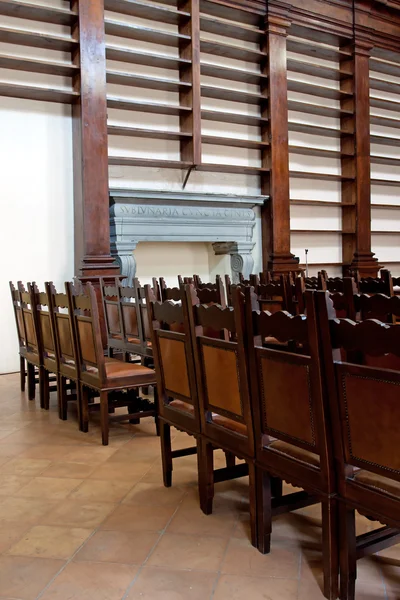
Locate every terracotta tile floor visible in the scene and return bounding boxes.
[0,372,399,600]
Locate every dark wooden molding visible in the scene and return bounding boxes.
[71,0,119,279]
[261,7,301,274]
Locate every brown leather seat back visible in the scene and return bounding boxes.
[100,279,123,340]
[146,285,199,426]
[18,282,40,359]
[247,295,321,457]
[10,282,26,349]
[186,286,254,453]
[46,282,76,372]
[31,283,55,362]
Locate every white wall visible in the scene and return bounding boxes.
[0,97,74,374]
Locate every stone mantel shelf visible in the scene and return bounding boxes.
[109,189,268,285]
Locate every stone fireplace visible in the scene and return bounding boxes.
[109,190,267,285]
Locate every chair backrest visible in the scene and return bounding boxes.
[145,284,200,428]
[46,282,76,374]
[358,269,393,296]
[9,281,25,350]
[31,282,56,365]
[246,287,334,484]
[159,278,182,302]
[354,292,400,324]
[18,282,41,360]
[316,291,400,493]
[100,278,123,341]
[67,281,105,384]
[133,278,153,348]
[295,276,357,319]
[185,285,254,455]
[256,275,293,314]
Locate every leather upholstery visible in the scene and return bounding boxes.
[105,360,155,380]
[159,337,190,397]
[40,313,54,352]
[169,399,194,413]
[340,371,400,472]
[201,344,242,417]
[77,320,97,364]
[352,470,400,499]
[212,413,247,436]
[56,315,74,358]
[260,356,315,445]
[106,303,121,334]
[268,439,320,468]
[24,311,36,347]
[122,304,139,337]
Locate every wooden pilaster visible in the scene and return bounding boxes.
[340,38,381,277]
[261,7,300,274]
[71,0,119,279]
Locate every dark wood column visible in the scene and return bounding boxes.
[340,38,381,277]
[71,0,119,279]
[261,8,300,275]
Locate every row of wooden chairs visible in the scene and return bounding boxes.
[10,280,157,445]
[144,282,400,600]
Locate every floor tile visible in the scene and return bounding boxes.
[0,457,51,476]
[68,479,133,503]
[88,460,151,482]
[126,566,218,599]
[221,537,300,579]
[15,477,83,500]
[147,532,228,571]
[40,462,96,479]
[101,503,176,532]
[39,560,138,600]
[0,555,64,600]
[0,524,30,554]
[7,525,92,559]
[0,474,31,496]
[213,574,298,600]
[75,530,159,564]
[40,500,117,529]
[122,482,187,506]
[0,496,56,526]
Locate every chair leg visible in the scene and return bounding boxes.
[198,438,214,515]
[100,390,109,446]
[57,374,68,421]
[41,368,50,410]
[224,451,235,468]
[154,387,160,436]
[256,468,272,554]
[108,346,113,358]
[20,356,26,392]
[79,384,89,433]
[27,362,35,400]
[271,477,283,498]
[160,422,172,487]
[248,461,258,548]
[321,497,339,600]
[339,503,356,600]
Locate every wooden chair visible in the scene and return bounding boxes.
[100,278,142,361]
[316,291,400,600]
[295,276,357,319]
[159,278,182,302]
[184,284,258,545]
[256,275,294,314]
[17,282,42,403]
[245,287,338,600]
[9,281,27,393]
[30,282,58,410]
[358,269,393,296]
[67,281,157,445]
[46,282,80,422]
[145,284,200,486]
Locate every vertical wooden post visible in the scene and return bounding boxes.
[261,8,300,275]
[340,38,381,277]
[178,0,201,169]
[71,0,119,279]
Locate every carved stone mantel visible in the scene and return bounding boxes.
[109,190,267,285]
